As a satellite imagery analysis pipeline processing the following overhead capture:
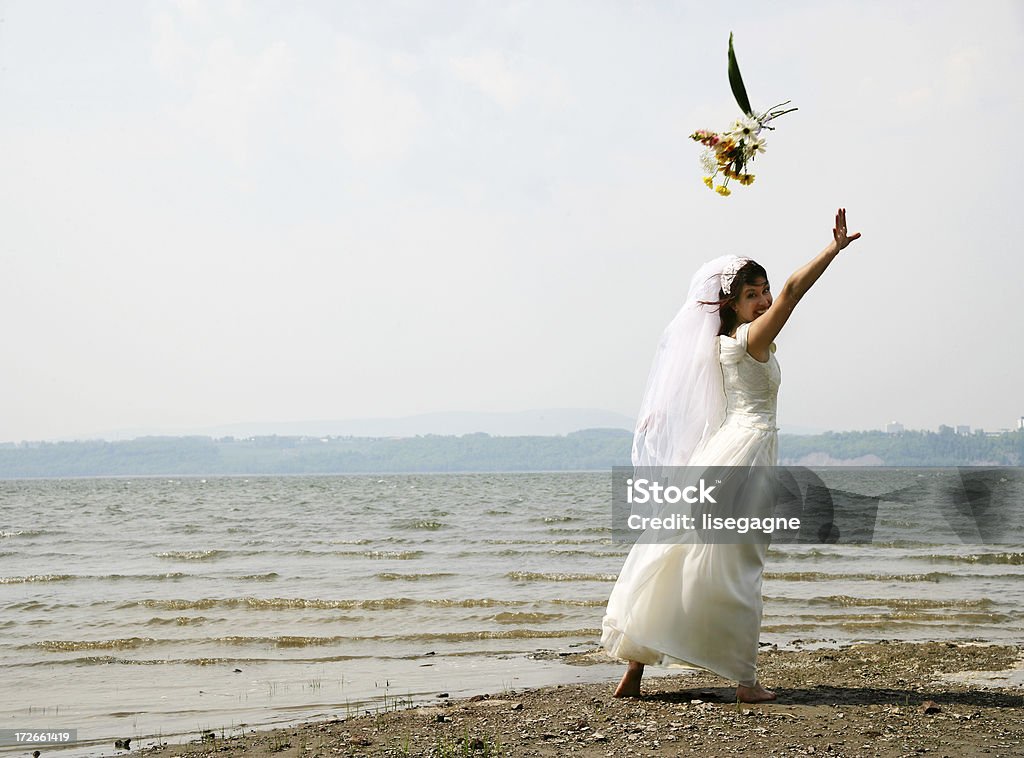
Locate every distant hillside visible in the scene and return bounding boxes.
[780,429,1023,467]
[0,429,633,478]
[0,428,1019,478]
[79,408,636,441]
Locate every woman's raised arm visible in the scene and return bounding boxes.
[747,208,861,357]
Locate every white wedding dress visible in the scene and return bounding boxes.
[600,321,781,686]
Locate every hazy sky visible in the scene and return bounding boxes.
[2,0,1022,442]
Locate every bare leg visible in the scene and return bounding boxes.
[613,660,644,697]
[735,681,776,703]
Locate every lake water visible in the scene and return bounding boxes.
[1,472,1022,756]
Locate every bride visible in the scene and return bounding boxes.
[601,208,861,702]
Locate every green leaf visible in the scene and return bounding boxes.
[728,32,754,117]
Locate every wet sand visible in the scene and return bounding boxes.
[139,641,1023,757]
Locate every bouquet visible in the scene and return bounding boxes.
[691,33,796,196]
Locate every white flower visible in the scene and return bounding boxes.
[727,115,761,142]
[699,149,718,174]
[741,133,766,158]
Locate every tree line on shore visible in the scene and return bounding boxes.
[0,428,1020,478]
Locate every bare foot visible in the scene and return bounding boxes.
[613,662,644,698]
[736,682,777,703]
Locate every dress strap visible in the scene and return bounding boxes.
[734,321,750,349]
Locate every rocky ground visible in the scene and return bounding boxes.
[138,641,1023,757]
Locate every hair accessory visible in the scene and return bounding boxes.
[720,256,752,296]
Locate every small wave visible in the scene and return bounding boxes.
[27,635,346,651]
[53,654,380,667]
[769,549,1024,566]
[306,548,402,557]
[394,520,448,531]
[145,616,211,626]
[788,595,996,610]
[494,549,624,559]
[765,571,956,583]
[866,540,948,549]
[389,628,600,643]
[766,610,1014,624]
[767,548,845,560]
[134,596,420,611]
[0,574,76,584]
[114,572,191,581]
[0,572,190,584]
[116,595,603,612]
[506,571,616,582]
[219,635,345,648]
[546,549,626,558]
[362,550,424,560]
[28,628,601,651]
[155,550,229,561]
[375,572,457,581]
[925,552,1024,566]
[7,650,527,668]
[238,573,280,581]
[31,637,161,651]
[426,598,530,608]
[1,529,52,538]
[6,600,51,611]
[491,611,565,624]
[14,655,125,667]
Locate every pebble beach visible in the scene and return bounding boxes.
[136,640,1024,758]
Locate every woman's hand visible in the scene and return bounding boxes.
[833,207,861,251]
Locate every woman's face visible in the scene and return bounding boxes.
[732,277,772,324]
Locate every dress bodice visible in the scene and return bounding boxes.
[719,321,781,432]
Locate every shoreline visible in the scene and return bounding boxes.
[134,640,1024,758]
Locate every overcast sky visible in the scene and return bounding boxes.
[1,0,1022,442]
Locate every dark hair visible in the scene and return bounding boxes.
[698,260,769,336]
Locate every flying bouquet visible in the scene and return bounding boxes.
[691,33,796,196]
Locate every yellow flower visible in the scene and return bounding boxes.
[703,176,714,189]
[715,185,731,196]
[715,141,735,164]
[739,173,755,185]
